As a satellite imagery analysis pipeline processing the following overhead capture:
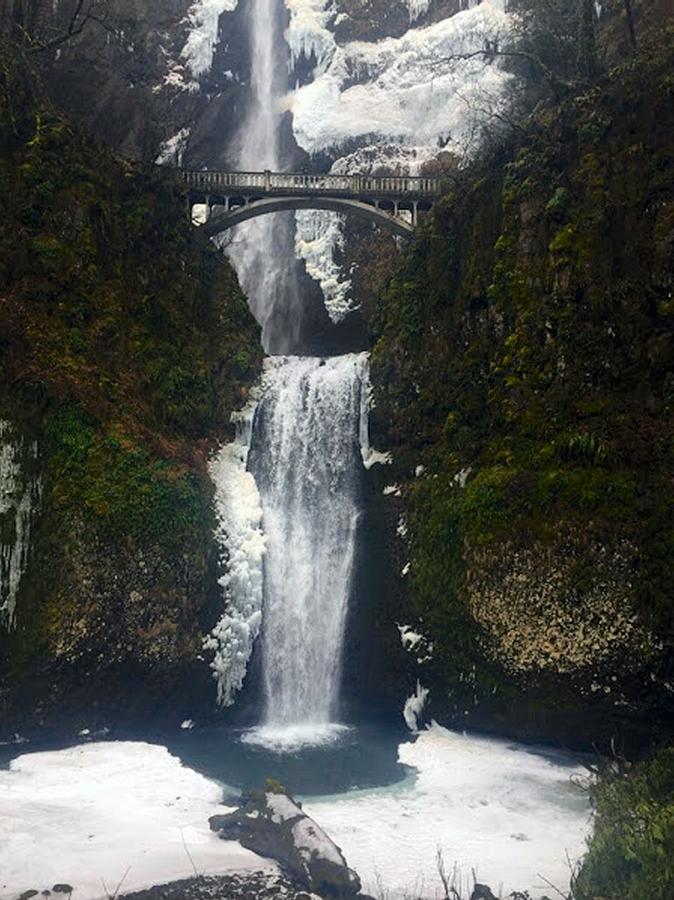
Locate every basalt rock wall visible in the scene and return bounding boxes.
[0,63,262,736]
[370,28,674,751]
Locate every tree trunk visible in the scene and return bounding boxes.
[623,0,637,49]
[577,0,598,80]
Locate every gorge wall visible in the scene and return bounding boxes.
[370,24,674,750]
[0,64,262,734]
[1,1,673,756]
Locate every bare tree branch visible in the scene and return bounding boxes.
[21,0,113,53]
[431,48,572,100]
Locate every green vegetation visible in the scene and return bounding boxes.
[574,749,674,900]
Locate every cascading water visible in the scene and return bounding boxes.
[244,355,367,745]
[225,0,304,354]
[202,0,372,748]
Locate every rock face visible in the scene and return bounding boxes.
[0,63,262,735]
[120,873,322,900]
[370,30,674,750]
[210,787,361,897]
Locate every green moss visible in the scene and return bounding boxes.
[44,408,205,548]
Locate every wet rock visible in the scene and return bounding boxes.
[209,785,361,897]
[471,887,498,900]
[120,873,323,899]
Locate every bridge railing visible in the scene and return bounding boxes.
[182,170,443,197]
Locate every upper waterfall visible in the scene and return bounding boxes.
[225,0,305,355]
[246,354,368,745]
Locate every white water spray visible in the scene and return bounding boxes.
[245,354,368,743]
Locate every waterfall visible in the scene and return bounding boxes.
[225,0,304,355]
[206,4,372,747]
[242,354,367,746]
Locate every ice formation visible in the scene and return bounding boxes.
[403,681,430,731]
[290,1,512,166]
[306,722,591,898]
[179,0,513,326]
[402,0,432,22]
[358,363,394,470]
[286,0,511,320]
[155,127,191,166]
[285,0,337,72]
[182,0,239,77]
[0,420,41,630]
[205,398,267,707]
[0,728,591,900]
[0,742,274,898]
[295,210,353,322]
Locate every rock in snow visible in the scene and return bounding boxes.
[210,786,362,897]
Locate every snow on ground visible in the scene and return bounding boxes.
[0,742,274,900]
[0,727,591,900]
[305,723,592,900]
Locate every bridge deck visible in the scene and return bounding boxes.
[183,169,444,200]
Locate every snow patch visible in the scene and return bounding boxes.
[398,624,434,663]
[266,792,301,824]
[156,127,191,166]
[398,625,423,652]
[0,742,273,898]
[291,815,345,867]
[453,465,473,487]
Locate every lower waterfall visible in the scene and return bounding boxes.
[246,354,368,744]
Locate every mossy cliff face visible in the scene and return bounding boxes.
[573,746,674,900]
[370,31,674,749]
[0,68,262,735]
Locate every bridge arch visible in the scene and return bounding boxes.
[200,195,415,239]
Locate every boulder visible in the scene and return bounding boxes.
[209,785,361,897]
[471,887,498,900]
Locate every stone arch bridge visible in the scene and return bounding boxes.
[183,170,444,239]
